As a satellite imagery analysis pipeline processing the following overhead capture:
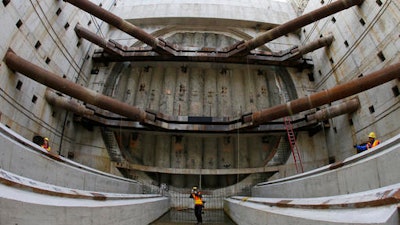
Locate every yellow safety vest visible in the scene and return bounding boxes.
[192,193,203,205]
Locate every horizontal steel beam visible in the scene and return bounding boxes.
[113,161,279,175]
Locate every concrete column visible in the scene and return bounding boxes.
[186,136,203,188]
[174,67,189,116]
[203,137,218,187]
[204,69,217,117]
[248,136,264,167]
[171,135,186,188]
[254,70,270,110]
[217,70,231,116]
[154,134,171,185]
[231,69,246,117]
[193,33,205,47]
[135,67,153,109]
[148,67,164,111]
[114,64,130,100]
[160,67,177,114]
[218,136,235,187]
[266,70,281,106]
[129,132,142,163]
[235,135,249,170]
[142,133,155,167]
[189,69,204,116]
[124,67,140,105]
[244,68,258,113]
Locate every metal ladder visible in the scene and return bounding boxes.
[101,128,123,162]
[284,117,304,173]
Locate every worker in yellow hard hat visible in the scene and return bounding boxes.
[189,186,204,224]
[41,137,51,152]
[354,132,380,153]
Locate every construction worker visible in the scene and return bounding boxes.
[354,132,380,153]
[189,186,204,224]
[41,137,51,152]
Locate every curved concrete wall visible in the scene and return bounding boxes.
[0,182,168,225]
[0,123,141,194]
[113,0,295,26]
[252,133,400,198]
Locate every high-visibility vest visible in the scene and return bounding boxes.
[367,140,380,149]
[192,193,203,205]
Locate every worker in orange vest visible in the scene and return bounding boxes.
[354,132,380,153]
[189,186,204,224]
[41,137,51,152]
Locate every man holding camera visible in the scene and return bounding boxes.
[189,186,204,224]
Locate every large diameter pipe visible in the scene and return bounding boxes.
[65,0,170,55]
[74,24,121,55]
[45,89,94,116]
[252,62,400,124]
[235,0,363,55]
[306,98,359,121]
[289,35,334,60]
[4,50,147,122]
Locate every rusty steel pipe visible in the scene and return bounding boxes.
[65,0,171,55]
[235,0,363,56]
[4,50,147,122]
[74,24,121,55]
[306,98,359,121]
[45,89,94,116]
[289,35,334,60]
[252,62,400,124]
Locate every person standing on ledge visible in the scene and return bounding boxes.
[41,137,51,152]
[354,132,380,153]
[189,186,204,224]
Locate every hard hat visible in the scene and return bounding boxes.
[192,186,197,190]
[44,137,49,141]
[368,132,376,139]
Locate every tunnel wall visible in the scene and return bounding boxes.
[252,133,400,198]
[0,123,142,194]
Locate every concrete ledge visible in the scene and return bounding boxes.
[252,133,400,198]
[231,183,400,210]
[0,182,169,225]
[0,123,141,194]
[225,184,400,224]
[224,197,398,225]
[0,169,159,201]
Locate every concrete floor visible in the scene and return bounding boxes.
[150,209,237,225]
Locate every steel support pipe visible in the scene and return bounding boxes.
[288,35,334,60]
[65,0,173,55]
[306,98,359,122]
[252,62,400,125]
[45,89,94,116]
[233,0,363,56]
[4,50,147,122]
[74,24,122,55]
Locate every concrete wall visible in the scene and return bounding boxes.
[0,123,142,194]
[302,0,400,162]
[252,133,400,198]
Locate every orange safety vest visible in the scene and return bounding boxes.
[41,144,51,152]
[367,140,380,149]
[192,193,203,205]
